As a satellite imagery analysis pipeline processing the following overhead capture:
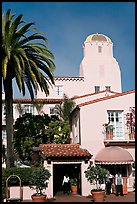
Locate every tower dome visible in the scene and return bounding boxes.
[85,33,112,44]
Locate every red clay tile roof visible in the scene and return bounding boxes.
[78,90,135,107]
[10,98,64,104]
[71,90,118,100]
[39,144,92,158]
[6,90,116,103]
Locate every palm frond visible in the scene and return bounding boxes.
[18,33,48,46]
[2,8,55,100]
[17,22,35,36]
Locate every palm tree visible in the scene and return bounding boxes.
[32,100,45,115]
[15,102,25,117]
[2,9,55,167]
[54,94,76,144]
[54,94,76,122]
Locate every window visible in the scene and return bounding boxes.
[107,111,123,138]
[95,86,100,93]
[98,46,102,53]
[105,86,111,91]
[55,85,63,96]
[23,105,34,114]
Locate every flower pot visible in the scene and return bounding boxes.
[31,195,47,202]
[71,186,78,195]
[129,132,135,140]
[91,191,105,202]
[106,133,113,140]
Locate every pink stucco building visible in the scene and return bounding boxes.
[2,33,135,199]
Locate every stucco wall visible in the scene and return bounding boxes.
[80,40,122,93]
[7,186,36,200]
[36,79,84,99]
[79,92,135,157]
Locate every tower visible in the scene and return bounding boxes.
[80,33,122,93]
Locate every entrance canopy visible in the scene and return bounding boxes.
[39,144,91,158]
[35,144,92,163]
[95,146,133,164]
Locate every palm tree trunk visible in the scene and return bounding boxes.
[5,77,14,168]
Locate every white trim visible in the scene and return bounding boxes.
[95,161,133,164]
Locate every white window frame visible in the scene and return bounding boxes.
[107,110,124,139]
[55,85,63,96]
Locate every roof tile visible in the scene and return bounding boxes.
[78,90,135,107]
[39,144,92,158]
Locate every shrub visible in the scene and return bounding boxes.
[2,167,50,199]
[84,165,108,191]
[29,167,51,195]
[2,167,33,186]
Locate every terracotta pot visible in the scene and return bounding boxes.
[91,191,105,202]
[31,195,47,202]
[129,132,135,140]
[71,186,78,195]
[106,133,113,140]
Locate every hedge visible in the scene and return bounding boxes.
[2,167,39,200]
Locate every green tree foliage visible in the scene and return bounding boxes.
[2,167,51,199]
[44,120,70,144]
[85,165,108,190]
[55,94,76,122]
[13,113,55,160]
[13,113,70,161]
[30,167,51,195]
[53,94,76,142]
[2,9,55,167]
[15,102,25,116]
[32,100,45,115]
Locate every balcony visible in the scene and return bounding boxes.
[103,124,135,147]
[105,132,135,141]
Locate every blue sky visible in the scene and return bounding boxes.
[2,2,135,98]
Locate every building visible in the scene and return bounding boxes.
[2,33,135,198]
[71,90,135,195]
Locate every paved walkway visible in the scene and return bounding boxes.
[22,191,135,202]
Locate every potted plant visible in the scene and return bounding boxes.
[29,167,51,202]
[70,178,78,195]
[84,165,108,202]
[103,123,114,140]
